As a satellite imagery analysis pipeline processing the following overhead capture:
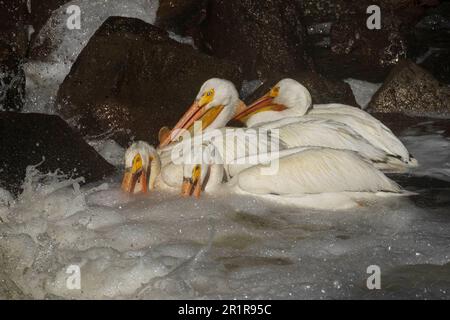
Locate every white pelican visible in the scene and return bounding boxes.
[121,142,161,194]
[234,79,418,169]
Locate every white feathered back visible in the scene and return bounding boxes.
[237,148,400,195]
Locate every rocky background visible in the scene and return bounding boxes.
[1,0,449,195]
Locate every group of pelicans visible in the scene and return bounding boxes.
[121,78,418,206]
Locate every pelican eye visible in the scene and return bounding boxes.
[131,154,143,174]
[199,89,215,107]
[270,86,280,97]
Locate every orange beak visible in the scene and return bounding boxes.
[181,178,202,198]
[233,94,287,123]
[159,101,205,148]
[121,168,148,194]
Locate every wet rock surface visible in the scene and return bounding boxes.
[244,71,358,107]
[198,0,312,80]
[368,60,450,116]
[0,112,115,196]
[56,17,242,146]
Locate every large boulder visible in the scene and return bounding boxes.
[25,1,159,114]
[368,60,450,116]
[244,72,358,107]
[0,113,115,196]
[198,0,312,81]
[56,17,242,146]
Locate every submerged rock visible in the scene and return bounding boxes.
[198,0,312,80]
[368,60,450,116]
[56,17,242,146]
[0,112,115,196]
[244,72,358,107]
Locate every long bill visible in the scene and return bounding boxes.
[159,102,224,148]
[121,167,148,194]
[233,94,286,123]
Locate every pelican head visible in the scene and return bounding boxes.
[234,78,312,124]
[159,78,243,148]
[121,141,161,194]
[181,143,223,198]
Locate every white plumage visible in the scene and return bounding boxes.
[259,117,407,171]
[234,148,400,195]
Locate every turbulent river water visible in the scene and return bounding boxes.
[1,121,449,299]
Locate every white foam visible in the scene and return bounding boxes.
[344,78,381,109]
[89,139,126,167]
[168,31,196,49]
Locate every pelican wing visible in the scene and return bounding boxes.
[236,148,401,195]
[310,104,413,164]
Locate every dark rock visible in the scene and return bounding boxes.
[0,0,29,58]
[0,43,25,111]
[420,50,450,84]
[156,0,207,35]
[56,17,243,147]
[368,60,450,116]
[304,0,433,81]
[412,1,450,51]
[0,112,115,196]
[198,0,312,81]
[244,71,358,107]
